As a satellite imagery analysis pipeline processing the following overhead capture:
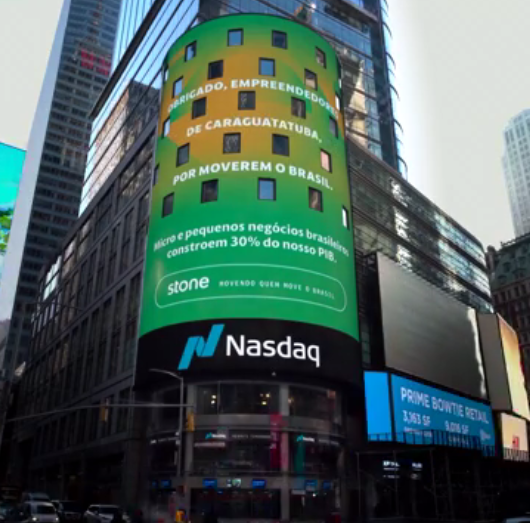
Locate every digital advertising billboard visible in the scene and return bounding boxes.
[0,143,25,284]
[500,412,529,461]
[376,253,487,400]
[498,316,530,420]
[364,372,495,449]
[137,15,359,386]
[478,313,530,420]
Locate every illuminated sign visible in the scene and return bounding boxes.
[0,143,25,283]
[500,412,529,461]
[203,479,217,489]
[178,323,320,370]
[364,372,495,449]
[137,14,359,387]
[305,480,318,492]
[498,317,530,420]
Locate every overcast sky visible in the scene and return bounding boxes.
[0,0,527,248]
[387,0,530,248]
[0,0,63,149]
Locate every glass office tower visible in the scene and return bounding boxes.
[0,0,122,379]
[81,0,405,214]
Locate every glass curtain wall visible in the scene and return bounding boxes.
[82,0,199,214]
[83,0,406,214]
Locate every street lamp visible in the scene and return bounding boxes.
[149,368,185,478]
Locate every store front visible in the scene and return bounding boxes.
[146,381,355,521]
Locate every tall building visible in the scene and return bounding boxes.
[0,0,122,379]
[487,235,530,394]
[80,0,406,217]
[6,0,493,508]
[503,109,530,237]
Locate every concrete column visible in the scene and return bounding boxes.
[183,385,196,516]
[59,462,66,499]
[122,391,150,511]
[279,384,290,522]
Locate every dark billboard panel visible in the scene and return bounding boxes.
[364,371,495,449]
[136,15,360,386]
[377,253,487,400]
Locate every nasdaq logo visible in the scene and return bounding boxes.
[177,323,320,370]
[178,324,224,370]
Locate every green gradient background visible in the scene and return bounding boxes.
[140,14,359,339]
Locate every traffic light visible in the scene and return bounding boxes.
[100,399,110,422]
[185,412,195,432]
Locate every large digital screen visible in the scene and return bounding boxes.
[0,143,25,284]
[498,317,530,420]
[377,253,487,400]
[137,15,360,386]
[500,412,529,461]
[478,313,530,420]
[364,372,495,449]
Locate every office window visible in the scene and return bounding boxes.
[208,60,223,79]
[309,188,323,211]
[185,41,196,61]
[259,179,276,200]
[342,207,349,229]
[272,31,287,49]
[272,134,289,156]
[177,144,189,166]
[238,91,256,110]
[162,118,170,137]
[223,133,241,153]
[291,97,306,118]
[259,58,275,76]
[228,29,243,46]
[320,150,332,172]
[153,165,159,186]
[173,76,183,97]
[201,180,218,203]
[329,117,338,138]
[305,69,317,90]
[162,194,174,218]
[316,47,326,67]
[192,97,207,118]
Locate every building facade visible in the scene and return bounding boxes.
[7,5,493,513]
[0,0,122,380]
[503,109,530,237]
[487,235,530,394]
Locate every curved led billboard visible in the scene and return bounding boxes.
[137,15,359,385]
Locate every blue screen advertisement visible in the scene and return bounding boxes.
[391,375,495,447]
[364,372,495,448]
